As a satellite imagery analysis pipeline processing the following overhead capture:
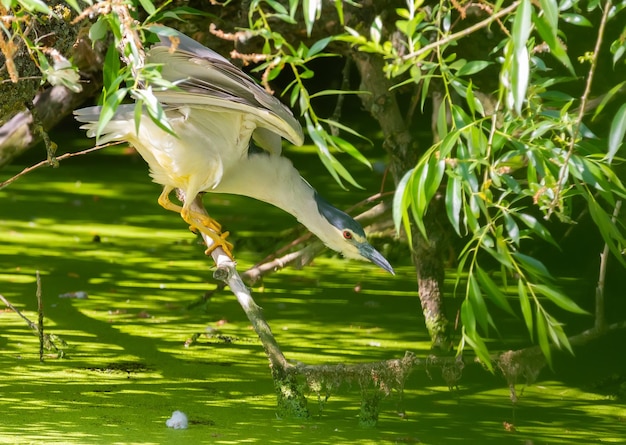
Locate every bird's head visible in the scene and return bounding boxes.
[314,193,394,275]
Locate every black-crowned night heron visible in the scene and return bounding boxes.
[75,30,393,274]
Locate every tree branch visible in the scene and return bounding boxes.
[184,192,309,418]
[550,0,613,215]
[0,81,102,169]
[400,1,521,62]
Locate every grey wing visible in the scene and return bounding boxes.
[151,29,304,152]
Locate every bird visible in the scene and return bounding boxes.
[74,29,394,274]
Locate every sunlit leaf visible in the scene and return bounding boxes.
[266,0,288,15]
[96,88,128,142]
[586,195,626,266]
[309,89,365,99]
[468,274,489,332]
[592,81,626,120]
[334,0,344,24]
[103,44,121,92]
[539,0,558,29]
[409,160,429,237]
[607,103,626,164]
[463,329,493,372]
[460,299,476,335]
[318,117,373,145]
[536,306,552,366]
[19,0,54,14]
[516,213,558,246]
[307,37,332,58]
[532,9,575,74]
[138,0,156,14]
[548,320,574,354]
[303,0,322,36]
[612,39,626,66]
[532,284,589,314]
[304,113,361,189]
[327,134,371,167]
[513,252,553,279]
[370,15,383,44]
[133,88,174,135]
[476,267,515,315]
[503,0,532,114]
[445,175,463,235]
[393,169,414,242]
[422,156,446,214]
[513,0,532,47]
[518,279,533,340]
[89,16,109,42]
[512,45,529,114]
[456,60,491,77]
[561,13,593,26]
[289,82,301,108]
[503,212,520,244]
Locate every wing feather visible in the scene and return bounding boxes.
[149,32,304,149]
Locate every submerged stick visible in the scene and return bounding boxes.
[1,282,65,357]
[36,271,44,362]
[0,293,38,332]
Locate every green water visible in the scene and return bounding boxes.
[1,140,625,444]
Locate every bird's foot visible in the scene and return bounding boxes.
[180,208,234,260]
[203,230,234,260]
[188,215,222,234]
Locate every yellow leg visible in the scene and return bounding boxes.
[158,186,184,214]
[158,187,234,260]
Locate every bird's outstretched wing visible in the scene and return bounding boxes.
[150,30,304,151]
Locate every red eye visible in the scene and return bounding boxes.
[343,230,353,240]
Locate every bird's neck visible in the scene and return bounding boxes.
[212,153,335,245]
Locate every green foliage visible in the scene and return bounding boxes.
[244,0,372,188]
[340,0,626,368]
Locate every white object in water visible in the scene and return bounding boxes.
[166,410,188,429]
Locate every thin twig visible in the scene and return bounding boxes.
[329,58,352,137]
[401,1,521,61]
[243,243,325,285]
[0,142,120,189]
[549,0,613,215]
[596,200,621,332]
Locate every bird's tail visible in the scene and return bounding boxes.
[74,105,136,144]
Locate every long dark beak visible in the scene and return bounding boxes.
[359,243,395,275]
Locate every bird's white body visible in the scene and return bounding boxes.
[94,104,338,254]
[107,106,249,196]
[75,29,394,273]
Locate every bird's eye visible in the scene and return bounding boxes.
[343,230,353,240]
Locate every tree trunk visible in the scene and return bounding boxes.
[0,82,102,168]
[352,52,451,348]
